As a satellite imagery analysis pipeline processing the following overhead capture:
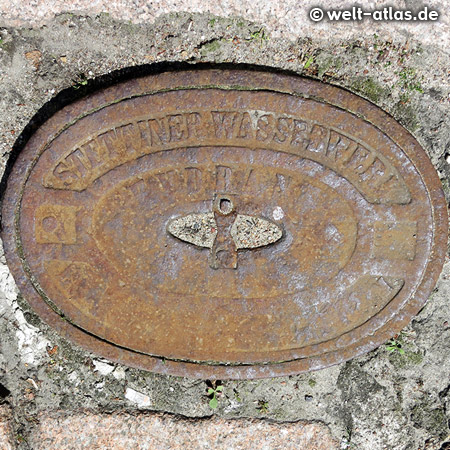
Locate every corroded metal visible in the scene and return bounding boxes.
[1,69,448,379]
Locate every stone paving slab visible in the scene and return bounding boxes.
[0,0,448,53]
[34,412,338,450]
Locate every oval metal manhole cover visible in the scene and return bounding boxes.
[2,69,448,379]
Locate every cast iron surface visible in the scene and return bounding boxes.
[1,69,448,379]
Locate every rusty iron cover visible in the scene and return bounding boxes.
[1,69,448,379]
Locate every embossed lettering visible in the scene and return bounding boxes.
[211,111,236,139]
[53,158,82,185]
[305,124,328,152]
[235,112,253,139]
[185,112,204,138]
[216,165,232,191]
[88,129,116,163]
[185,167,203,193]
[154,170,183,193]
[147,117,169,145]
[241,168,258,194]
[256,114,274,142]
[114,123,142,156]
[35,204,78,244]
[274,117,292,143]
[43,109,411,205]
[168,114,188,142]
[291,119,309,148]
[272,173,292,198]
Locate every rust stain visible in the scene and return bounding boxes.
[1,69,447,379]
[24,50,42,70]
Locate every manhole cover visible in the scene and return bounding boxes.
[2,69,447,379]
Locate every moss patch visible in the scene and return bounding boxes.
[389,350,424,369]
[411,401,448,440]
[392,101,419,131]
[199,39,223,55]
[351,77,390,103]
